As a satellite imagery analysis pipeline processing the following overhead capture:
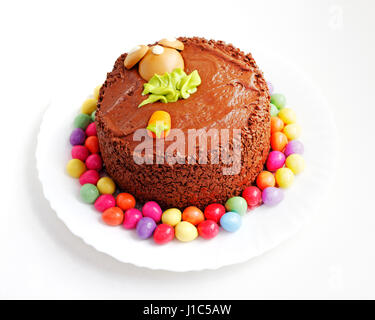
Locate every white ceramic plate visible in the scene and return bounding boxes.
[36,51,337,272]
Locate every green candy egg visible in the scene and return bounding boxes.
[270,103,279,117]
[74,113,91,130]
[80,183,99,204]
[225,196,248,216]
[91,110,96,121]
[270,93,286,110]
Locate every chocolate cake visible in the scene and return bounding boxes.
[96,37,270,209]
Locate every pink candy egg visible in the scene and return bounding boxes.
[266,151,285,171]
[79,170,100,186]
[85,122,97,137]
[142,201,162,223]
[86,154,102,171]
[123,208,143,229]
[94,194,115,212]
[71,145,89,162]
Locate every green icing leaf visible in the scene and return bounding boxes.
[138,68,201,108]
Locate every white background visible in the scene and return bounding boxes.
[1,0,374,299]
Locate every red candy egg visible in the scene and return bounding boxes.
[85,122,97,137]
[85,136,100,154]
[94,194,115,212]
[204,203,225,224]
[86,154,102,171]
[198,220,219,239]
[153,224,175,245]
[242,186,261,208]
[79,169,100,185]
[71,145,89,162]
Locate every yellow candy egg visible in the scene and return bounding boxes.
[286,154,305,175]
[93,85,101,101]
[283,123,302,140]
[175,221,198,242]
[162,208,182,227]
[275,167,295,188]
[97,177,116,194]
[278,108,297,125]
[81,98,97,115]
[66,159,86,178]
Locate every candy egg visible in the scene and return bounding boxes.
[116,193,136,211]
[85,122,97,137]
[158,38,184,50]
[197,220,219,239]
[284,140,304,157]
[147,110,171,139]
[97,176,116,194]
[136,217,157,239]
[220,212,242,232]
[271,117,284,134]
[102,207,124,226]
[203,203,226,224]
[94,194,116,212]
[270,103,279,117]
[123,208,143,229]
[175,221,198,242]
[70,128,86,146]
[256,171,276,190]
[142,201,163,223]
[139,46,184,81]
[242,186,262,207]
[85,154,102,171]
[124,45,149,69]
[278,108,296,124]
[80,183,100,204]
[81,98,97,115]
[266,151,285,171]
[153,224,175,245]
[85,136,99,154]
[74,113,91,130]
[286,154,305,175]
[225,196,247,215]
[162,208,182,227]
[79,169,100,186]
[267,81,274,94]
[275,168,295,188]
[262,187,284,206]
[93,85,101,101]
[283,123,302,140]
[71,145,89,162]
[270,93,286,110]
[182,206,205,225]
[271,132,288,152]
[66,159,86,178]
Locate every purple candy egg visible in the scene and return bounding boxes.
[266,151,285,171]
[142,201,162,223]
[284,140,304,157]
[267,81,274,94]
[262,187,284,206]
[70,128,86,146]
[136,217,157,239]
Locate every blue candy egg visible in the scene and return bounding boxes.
[220,212,242,232]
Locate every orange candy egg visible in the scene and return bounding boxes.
[102,207,124,226]
[270,132,288,152]
[182,206,205,226]
[256,171,276,190]
[271,117,284,134]
[116,193,136,211]
[85,136,99,154]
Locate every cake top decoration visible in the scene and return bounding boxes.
[138,68,201,108]
[124,45,149,69]
[158,38,184,50]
